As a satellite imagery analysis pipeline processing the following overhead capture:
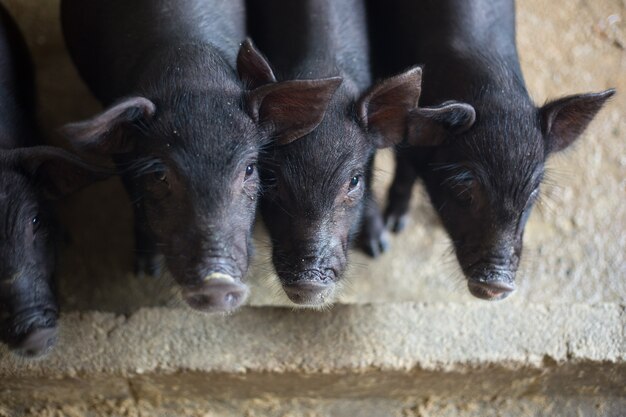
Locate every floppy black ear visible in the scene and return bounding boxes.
[357,66,422,148]
[539,89,615,154]
[245,77,342,145]
[407,101,476,146]
[16,146,112,199]
[237,38,277,89]
[237,37,342,146]
[60,96,156,154]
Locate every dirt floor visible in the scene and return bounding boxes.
[7,395,626,417]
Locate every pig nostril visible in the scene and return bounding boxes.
[182,279,248,313]
[467,280,516,301]
[188,294,212,307]
[23,347,40,358]
[224,292,238,306]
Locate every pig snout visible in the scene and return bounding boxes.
[14,326,58,358]
[458,237,521,301]
[6,306,59,358]
[281,269,337,306]
[466,266,516,301]
[181,272,249,313]
[272,237,345,306]
[464,251,519,300]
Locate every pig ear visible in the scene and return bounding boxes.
[17,146,112,199]
[357,66,422,148]
[237,38,277,89]
[245,77,342,145]
[539,89,615,154]
[407,101,476,146]
[60,97,156,154]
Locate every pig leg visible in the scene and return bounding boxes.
[358,154,390,258]
[132,206,162,277]
[119,172,162,277]
[384,151,418,233]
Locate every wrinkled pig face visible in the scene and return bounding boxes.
[0,171,57,358]
[261,68,424,306]
[410,90,615,300]
[424,108,544,300]
[128,96,265,312]
[62,40,342,313]
[260,117,372,306]
[0,147,107,357]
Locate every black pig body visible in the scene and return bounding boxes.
[0,4,106,357]
[61,0,341,312]
[368,0,615,300]
[248,0,423,305]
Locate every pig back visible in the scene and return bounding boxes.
[248,0,371,90]
[0,4,37,149]
[370,0,517,67]
[368,0,521,106]
[61,0,246,103]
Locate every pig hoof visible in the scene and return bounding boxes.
[135,254,163,278]
[361,230,390,258]
[385,213,409,234]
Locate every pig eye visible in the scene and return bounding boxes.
[450,173,476,203]
[244,164,255,179]
[348,175,361,190]
[154,171,168,183]
[453,170,474,185]
[31,215,41,232]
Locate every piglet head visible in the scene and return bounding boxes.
[408,89,615,300]
[0,147,109,357]
[261,67,423,306]
[61,39,342,313]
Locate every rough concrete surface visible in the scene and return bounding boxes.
[1,301,625,415]
[1,303,623,376]
[0,304,625,411]
[0,0,624,415]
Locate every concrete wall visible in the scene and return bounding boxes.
[1,304,625,415]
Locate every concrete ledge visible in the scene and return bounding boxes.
[1,303,624,408]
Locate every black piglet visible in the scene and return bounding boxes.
[0,5,108,358]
